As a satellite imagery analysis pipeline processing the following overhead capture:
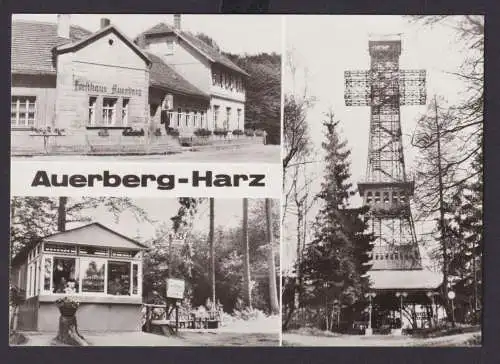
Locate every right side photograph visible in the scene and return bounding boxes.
[282,15,483,347]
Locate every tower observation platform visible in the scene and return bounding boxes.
[345,34,442,333]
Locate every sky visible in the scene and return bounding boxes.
[66,198,267,244]
[11,14,282,55]
[282,15,482,272]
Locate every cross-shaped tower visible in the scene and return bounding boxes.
[344,34,426,271]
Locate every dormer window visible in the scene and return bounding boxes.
[165,39,174,55]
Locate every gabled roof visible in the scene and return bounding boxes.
[138,23,249,76]
[11,20,92,74]
[54,24,151,66]
[43,222,148,250]
[147,52,209,99]
[369,269,442,290]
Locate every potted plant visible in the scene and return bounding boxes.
[54,295,88,346]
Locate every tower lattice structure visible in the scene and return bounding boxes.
[344,35,426,271]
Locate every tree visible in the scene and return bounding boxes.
[265,198,279,314]
[10,197,151,258]
[242,198,252,308]
[209,198,216,306]
[224,53,281,144]
[300,112,373,330]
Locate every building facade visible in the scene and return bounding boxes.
[136,17,248,132]
[11,15,248,155]
[11,223,147,332]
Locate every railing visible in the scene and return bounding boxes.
[166,112,206,129]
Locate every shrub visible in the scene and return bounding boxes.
[213,128,229,137]
[244,129,255,137]
[194,128,212,137]
[232,129,244,136]
[154,128,163,137]
[122,128,145,137]
[255,129,266,137]
[98,129,109,137]
[166,127,180,137]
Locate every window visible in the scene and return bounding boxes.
[185,110,190,127]
[79,246,108,256]
[44,243,77,254]
[374,192,381,203]
[11,96,36,127]
[383,192,389,203]
[393,191,399,204]
[53,257,79,294]
[213,105,220,128]
[111,250,135,258]
[177,108,182,127]
[102,98,117,126]
[200,111,205,128]
[80,258,105,293]
[366,191,373,204]
[108,261,131,296]
[88,97,97,125]
[400,193,406,204]
[225,107,231,129]
[237,109,242,129]
[122,98,130,125]
[212,70,218,86]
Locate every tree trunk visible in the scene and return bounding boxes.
[242,198,252,309]
[266,198,279,314]
[209,198,216,306]
[58,197,67,232]
[55,314,88,346]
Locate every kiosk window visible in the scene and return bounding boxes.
[11,96,36,127]
[132,264,139,295]
[44,256,52,291]
[53,257,79,294]
[108,261,131,296]
[102,98,117,126]
[81,258,105,293]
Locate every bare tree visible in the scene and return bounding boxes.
[266,199,279,314]
[242,198,252,308]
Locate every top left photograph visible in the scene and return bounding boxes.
[10,14,281,163]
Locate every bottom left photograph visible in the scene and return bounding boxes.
[9,197,280,347]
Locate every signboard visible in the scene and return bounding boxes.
[166,278,185,300]
[73,78,142,97]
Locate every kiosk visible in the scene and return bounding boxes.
[10,222,147,332]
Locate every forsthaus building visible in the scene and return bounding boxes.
[10,223,147,332]
[11,15,250,155]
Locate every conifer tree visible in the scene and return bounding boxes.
[301,112,373,329]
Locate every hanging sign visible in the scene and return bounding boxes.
[166,278,185,300]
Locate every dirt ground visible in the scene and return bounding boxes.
[15,330,279,347]
[12,144,281,163]
[282,331,481,347]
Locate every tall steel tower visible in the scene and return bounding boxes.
[344,35,426,271]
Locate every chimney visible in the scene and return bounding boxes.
[100,18,111,29]
[57,14,71,39]
[173,14,181,30]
